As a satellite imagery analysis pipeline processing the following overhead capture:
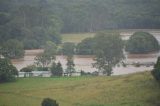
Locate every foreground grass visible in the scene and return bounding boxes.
[0,72,160,106]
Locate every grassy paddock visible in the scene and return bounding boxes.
[62,33,95,43]
[61,29,160,43]
[0,72,160,106]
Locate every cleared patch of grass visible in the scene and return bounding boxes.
[61,29,160,43]
[0,72,160,106]
[62,33,95,43]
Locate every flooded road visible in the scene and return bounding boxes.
[12,30,160,75]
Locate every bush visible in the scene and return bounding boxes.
[152,57,160,81]
[41,98,59,106]
[76,37,95,55]
[0,58,18,82]
[36,67,49,71]
[2,39,24,59]
[20,65,36,72]
[61,42,75,56]
[23,39,40,49]
[51,62,63,76]
[125,32,159,53]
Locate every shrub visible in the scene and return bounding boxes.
[125,32,159,53]
[36,67,49,71]
[61,42,75,56]
[0,58,18,82]
[50,62,63,76]
[76,37,95,55]
[20,65,36,72]
[41,98,59,106]
[152,57,160,81]
[2,39,24,59]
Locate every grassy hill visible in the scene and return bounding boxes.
[0,72,160,106]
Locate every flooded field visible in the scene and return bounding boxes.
[12,30,160,75]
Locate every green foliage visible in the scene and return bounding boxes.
[0,58,18,82]
[50,62,63,76]
[20,65,36,72]
[125,32,159,53]
[34,53,53,69]
[1,39,24,59]
[1,0,160,46]
[41,98,59,106]
[0,12,10,25]
[34,41,57,70]
[54,0,160,33]
[66,56,75,76]
[76,37,95,55]
[36,67,49,71]
[23,39,40,49]
[93,31,124,76]
[62,42,75,56]
[0,0,62,49]
[44,41,57,57]
[152,57,160,81]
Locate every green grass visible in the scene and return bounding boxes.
[61,29,160,43]
[62,33,95,43]
[0,72,160,106]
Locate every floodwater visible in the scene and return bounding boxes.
[12,30,160,75]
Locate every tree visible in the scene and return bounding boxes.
[41,98,59,106]
[125,32,159,53]
[66,56,75,76]
[62,42,75,56]
[34,41,57,70]
[1,39,24,59]
[51,62,63,76]
[152,57,160,81]
[34,53,53,70]
[23,39,39,49]
[44,41,57,57]
[93,32,124,76]
[61,42,75,76]
[0,58,18,82]
[76,37,95,55]
[55,62,63,76]
[20,65,36,72]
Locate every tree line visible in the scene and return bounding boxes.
[1,0,160,55]
[1,0,160,42]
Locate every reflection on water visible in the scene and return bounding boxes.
[12,31,160,75]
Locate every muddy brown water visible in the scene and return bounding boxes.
[12,31,160,75]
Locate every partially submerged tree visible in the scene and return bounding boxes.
[1,39,24,59]
[51,62,63,76]
[125,32,159,53]
[61,42,76,76]
[76,37,95,55]
[62,42,75,56]
[34,41,57,70]
[34,53,53,70]
[66,56,75,76]
[0,58,18,82]
[44,41,57,56]
[93,32,124,76]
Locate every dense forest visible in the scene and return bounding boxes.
[0,0,160,49]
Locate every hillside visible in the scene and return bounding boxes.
[0,72,160,106]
